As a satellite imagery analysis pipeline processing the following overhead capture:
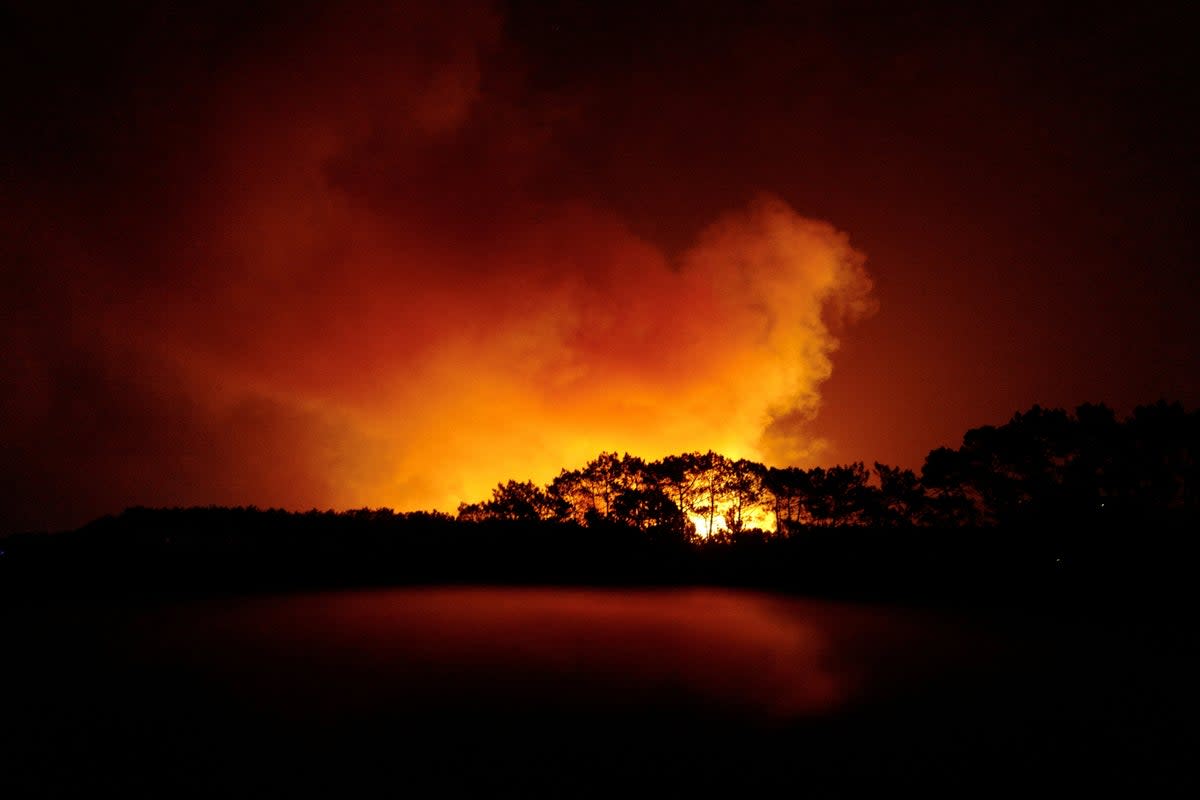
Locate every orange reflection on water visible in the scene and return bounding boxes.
[152,588,856,722]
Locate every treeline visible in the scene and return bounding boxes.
[1,401,1195,603]
[459,400,1199,536]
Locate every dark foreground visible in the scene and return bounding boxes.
[2,587,1195,797]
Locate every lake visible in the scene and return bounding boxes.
[1,587,1190,795]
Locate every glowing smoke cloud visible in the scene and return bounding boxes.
[0,4,874,530]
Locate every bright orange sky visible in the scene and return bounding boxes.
[2,2,1197,533]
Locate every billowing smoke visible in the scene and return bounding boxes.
[0,3,873,532]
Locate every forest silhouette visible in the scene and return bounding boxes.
[3,400,1196,602]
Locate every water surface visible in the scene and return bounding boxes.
[128,587,983,721]
[2,587,1186,795]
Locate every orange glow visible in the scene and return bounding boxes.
[146,588,850,719]
[4,3,1198,536]
[180,194,875,515]
[0,3,878,529]
[689,509,778,538]
[106,21,878,517]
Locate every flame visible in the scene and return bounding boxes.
[688,508,779,538]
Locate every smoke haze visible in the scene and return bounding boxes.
[1,3,873,531]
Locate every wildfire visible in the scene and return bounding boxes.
[0,3,875,530]
[688,509,778,538]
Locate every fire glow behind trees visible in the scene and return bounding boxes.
[2,2,1197,532]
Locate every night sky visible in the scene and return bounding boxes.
[3,1,1197,533]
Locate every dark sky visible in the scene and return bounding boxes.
[2,1,1197,532]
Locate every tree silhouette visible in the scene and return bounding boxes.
[872,463,926,527]
[458,480,568,523]
[649,454,704,532]
[722,458,767,534]
[761,466,814,534]
[687,451,733,537]
[918,401,1198,528]
[921,446,986,527]
[610,486,693,541]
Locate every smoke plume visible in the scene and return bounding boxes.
[0,3,874,531]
